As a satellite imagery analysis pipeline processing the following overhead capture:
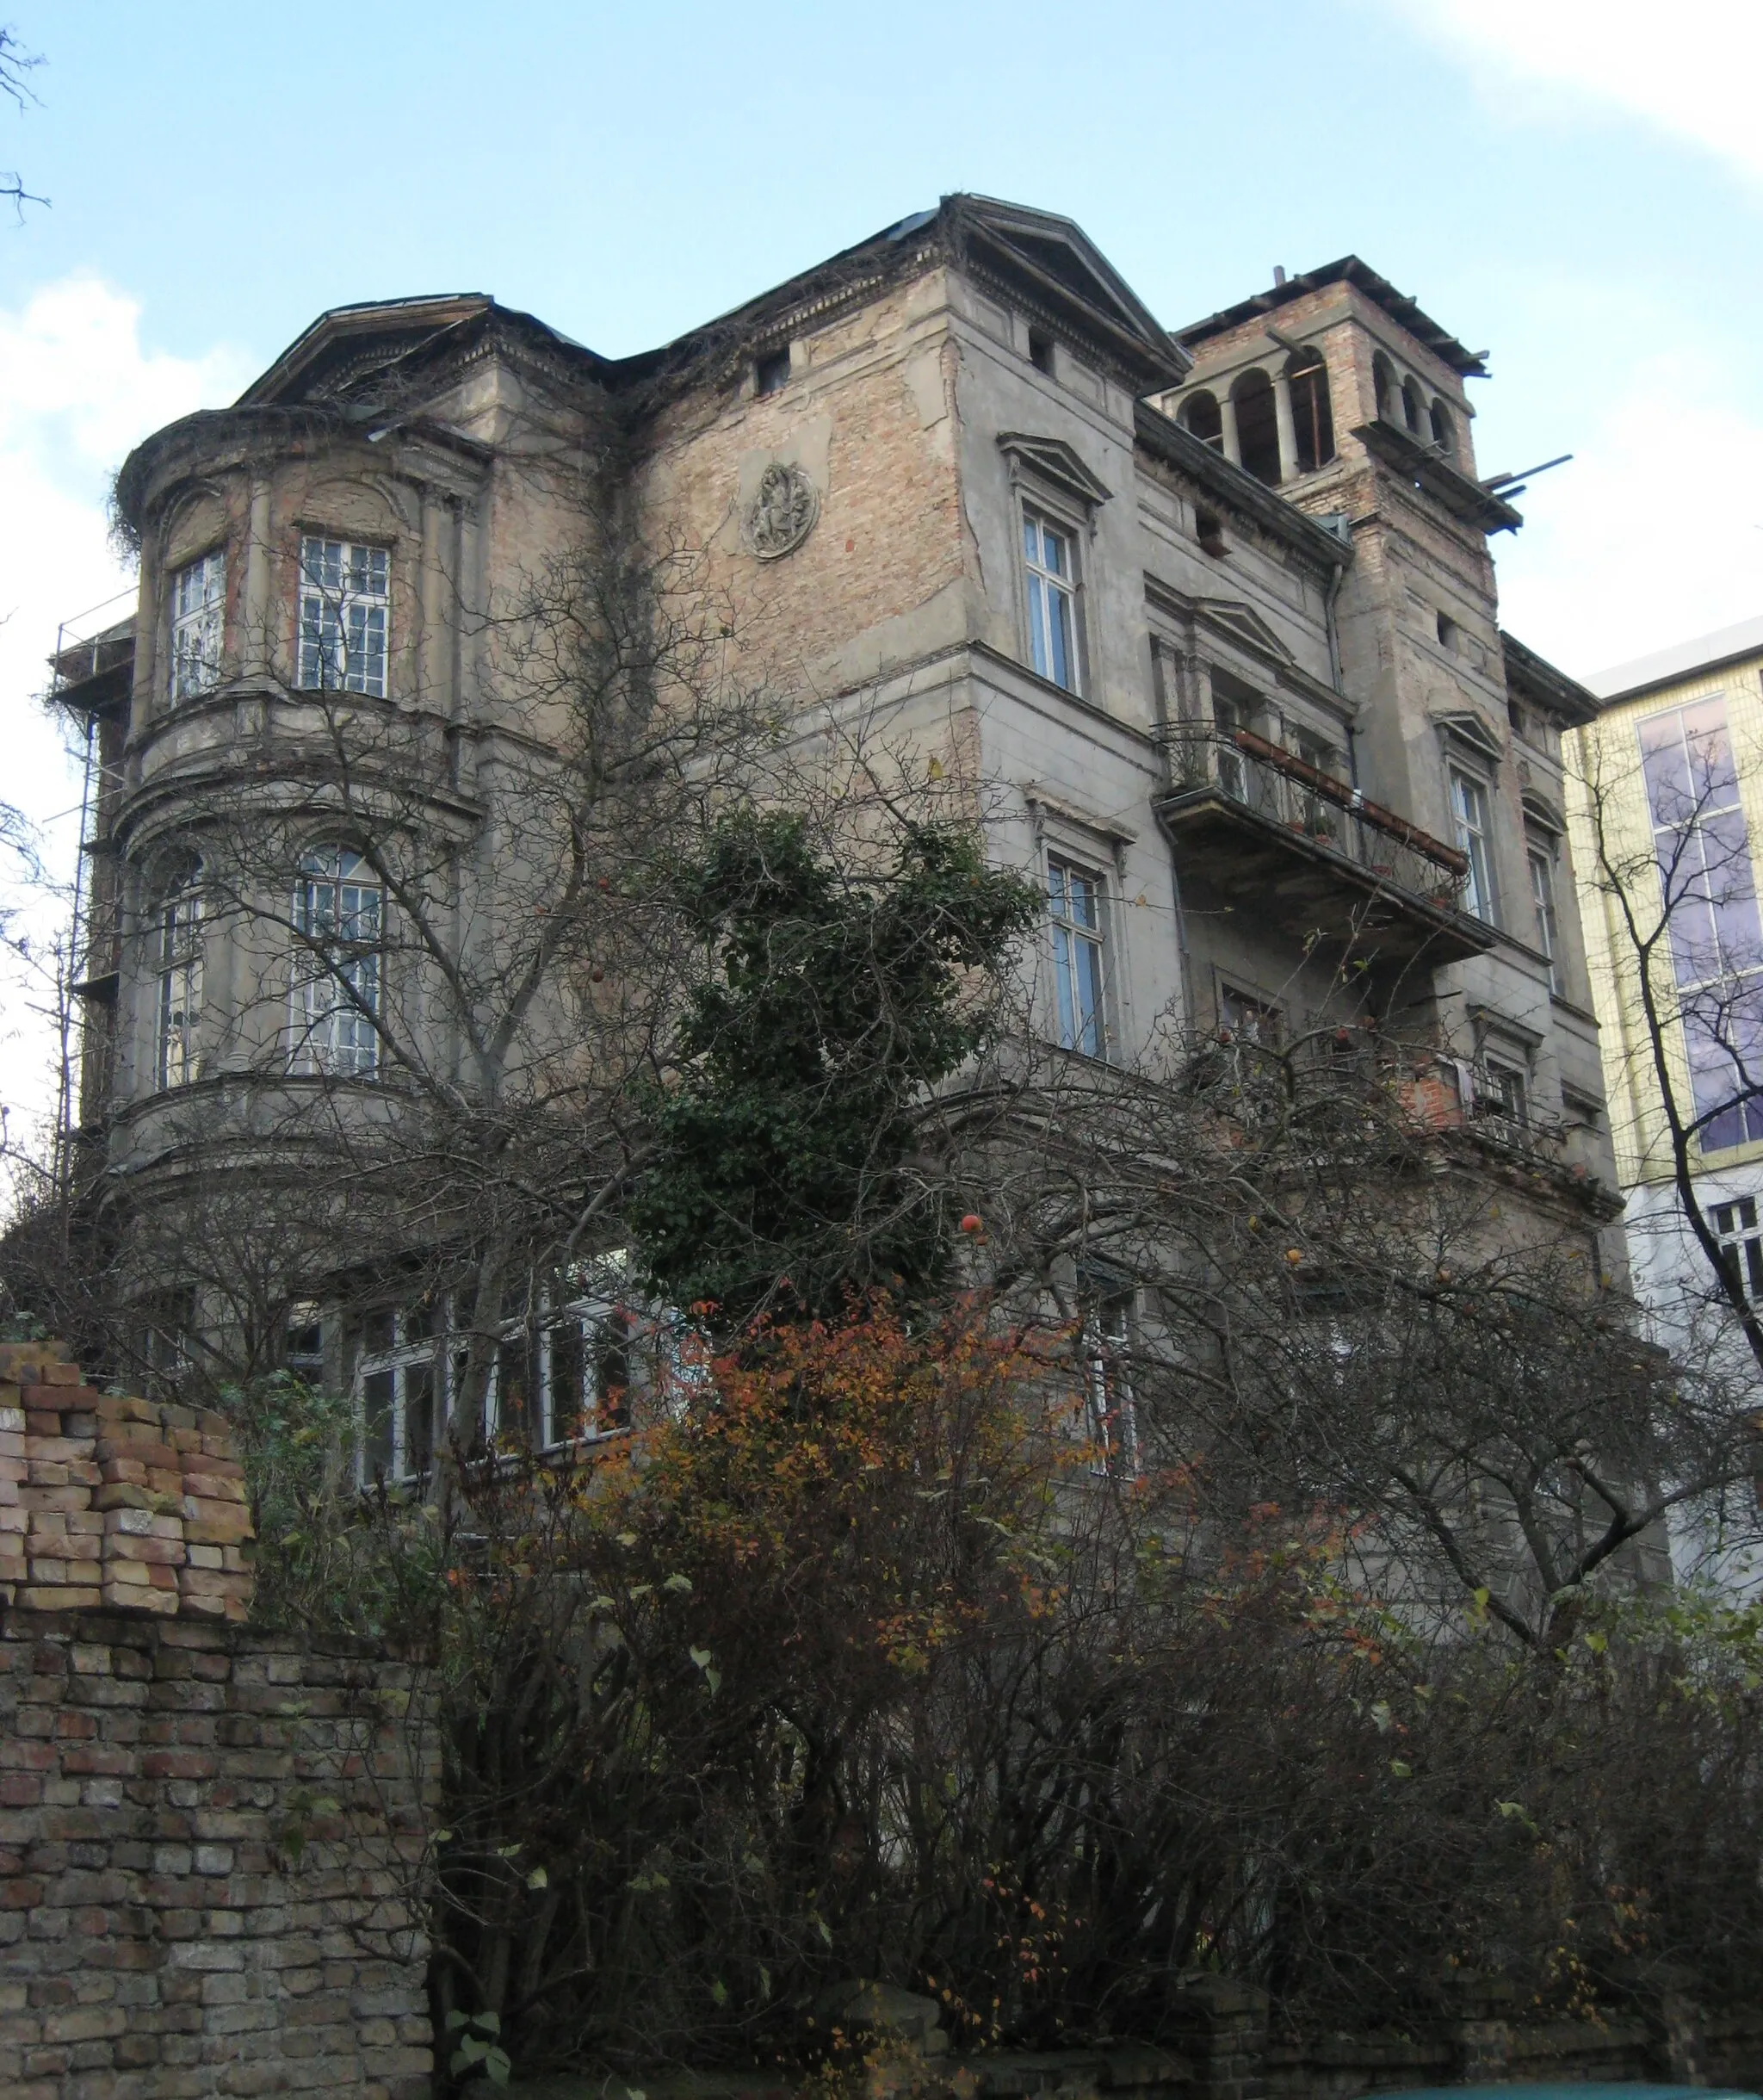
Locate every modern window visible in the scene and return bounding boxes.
[1082,1287,1137,1476]
[298,536,390,697]
[1287,350,1335,473]
[356,1304,437,1484]
[292,847,382,1077]
[155,863,204,1089]
[1529,843,1561,990]
[1449,768,1497,923]
[1048,856,1107,1057]
[1023,511,1080,692]
[1713,1195,1763,1301]
[170,549,225,701]
[1639,697,1763,1150]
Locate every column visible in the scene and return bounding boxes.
[1273,372,1299,483]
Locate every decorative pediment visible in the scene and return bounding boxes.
[997,432,1113,510]
[1195,598,1295,666]
[1521,787,1566,834]
[1435,708,1505,761]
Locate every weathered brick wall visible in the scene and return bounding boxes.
[0,1345,436,2097]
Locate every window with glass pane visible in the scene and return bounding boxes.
[1714,1195,1763,1299]
[1048,857,1106,1056]
[355,1310,437,1484]
[292,847,382,1075]
[1023,511,1079,692]
[170,549,225,701]
[1684,999,1763,1151]
[1083,1289,1137,1474]
[1449,769,1497,922]
[298,536,390,696]
[156,864,203,1088]
[1529,845,1561,990]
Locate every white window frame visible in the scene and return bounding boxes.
[1449,766,1498,924]
[1046,852,1110,1058]
[170,548,226,702]
[155,864,204,1089]
[1713,1194,1763,1302]
[1021,506,1083,695]
[291,847,383,1078]
[1082,1286,1137,1477]
[354,1308,439,1484]
[1528,839,1561,990]
[297,535,390,697]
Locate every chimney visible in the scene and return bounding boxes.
[1272,266,1287,288]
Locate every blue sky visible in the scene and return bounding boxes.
[3,0,1762,1144]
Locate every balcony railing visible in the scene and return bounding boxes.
[1164,726,1471,908]
[50,592,136,705]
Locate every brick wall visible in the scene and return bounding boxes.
[0,1345,435,2098]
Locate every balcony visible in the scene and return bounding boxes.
[50,593,136,719]
[1155,728,1495,966]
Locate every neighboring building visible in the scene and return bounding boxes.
[1568,616,1763,1355]
[45,196,1621,1464]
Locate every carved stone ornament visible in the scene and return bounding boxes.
[741,461,820,561]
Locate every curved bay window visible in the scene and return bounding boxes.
[170,549,225,702]
[291,847,382,1077]
[155,862,204,1088]
[1287,350,1335,473]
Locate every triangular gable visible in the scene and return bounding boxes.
[1195,598,1295,666]
[997,432,1113,509]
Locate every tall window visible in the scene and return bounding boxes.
[170,549,225,701]
[1048,857,1106,1056]
[1713,1195,1763,1301]
[292,847,382,1076]
[298,536,390,696]
[156,864,204,1088]
[1450,769,1497,923]
[1639,698,1763,1150]
[1529,842,1561,990]
[1178,390,1223,451]
[1023,512,1079,692]
[1082,1287,1136,1476]
[1231,368,1281,485]
[1287,351,1335,473]
[356,1304,436,1484]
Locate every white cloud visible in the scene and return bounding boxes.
[0,276,250,1177]
[1380,0,1763,186]
[1490,337,1763,681]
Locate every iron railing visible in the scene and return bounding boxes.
[1164,726,1470,909]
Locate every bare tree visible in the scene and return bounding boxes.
[0,25,44,219]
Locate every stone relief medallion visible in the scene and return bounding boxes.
[741,461,820,561]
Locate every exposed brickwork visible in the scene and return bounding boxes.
[0,1343,253,1621]
[0,1345,436,2097]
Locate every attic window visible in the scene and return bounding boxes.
[1028,329,1055,376]
[755,348,791,398]
[1195,508,1227,559]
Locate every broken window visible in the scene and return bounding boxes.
[1178,388,1224,450]
[155,860,204,1089]
[1429,399,1457,455]
[1028,328,1055,375]
[1437,610,1458,652]
[1231,367,1281,485]
[1194,506,1227,558]
[1401,376,1425,435]
[298,536,389,697]
[1022,510,1080,692]
[170,548,225,702]
[1373,352,1399,423]
[754,346,790,397]
[1287,350,1335,472]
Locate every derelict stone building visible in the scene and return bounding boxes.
[47,195,1620,1459]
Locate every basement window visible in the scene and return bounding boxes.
[1028,328,1055,375]
[754,347,791,398]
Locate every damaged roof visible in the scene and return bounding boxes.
[1176,257,1488,379]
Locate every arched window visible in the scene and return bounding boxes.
[1429,399,1457,455]
[292,846,382,1077]
[1373,353,1399,423]
[1231,368,1281,486]
[155,861,204,1090]
[1178,389,1223,451]
[1286,350,1335,473]
[1401,376,1424,435]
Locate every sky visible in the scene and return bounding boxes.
[2,0,1761,1161]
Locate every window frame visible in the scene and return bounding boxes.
[1448,765,1499,925]
[169,547,226,703]
[353,1306,439,1486]
[1713,1194,1763,1302]
[290,846,384,1078]
[1080,1284,1138,1477]
[1020,504,1085,696]
[154,862,205,1090]
[1528,836,1562,990]
[1045,851,1111,1060]
[296,534,392,697]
